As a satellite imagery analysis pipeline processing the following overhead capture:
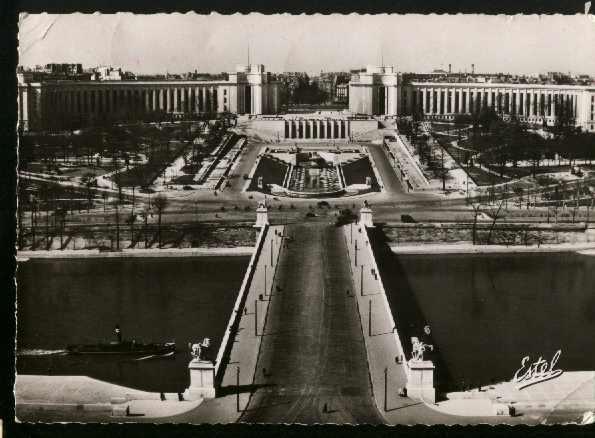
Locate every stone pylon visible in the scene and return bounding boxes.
[185,359,216,400]
[359,201,374,228]
[254,199,269,228]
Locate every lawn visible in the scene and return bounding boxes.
[341,156,379,189]
[171,174,196,185]
[113,142,188,188]
[430,122,471,133]
[248,155,289,192]
[487,164,595,180]
[464,165,508,186]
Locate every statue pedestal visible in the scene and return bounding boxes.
[185,359,216,400]
[359,206,374,228]
[406,360,435,403]
[254,205,269,228]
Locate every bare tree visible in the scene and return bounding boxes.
[572,181,580,223]
[81,172,96,212]
[55,207,67,250]
[471,203,482,246]
[31,197,38,249]
[139,207,151,248]
[115,201,120,250]
[126,212,137,248]
[153,194,169,248]
[486,199,506,245]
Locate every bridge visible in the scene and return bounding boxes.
[173,205,543,425]
[176,203,432,424]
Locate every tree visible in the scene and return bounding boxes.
[523,134,546,178]
[30,196,38,249]
[552,100,574,139]
[477,106,500,132]
[126,212,137,248]
[55,207,67,250]
[37,184,52,247]
[485,199,506,245]
[81,172,96,212]
[471,203,482,245]
[514,187,524,209]
[454,114,472,126]
[139,207,151,248]
[153,194,169,248]
[115,201,120,250]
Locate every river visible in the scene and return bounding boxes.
[16,256,249,393]
[384,252,595,392]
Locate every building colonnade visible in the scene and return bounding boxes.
[42,84,222,117]
[402,84,583,124]
[284,119,350,139]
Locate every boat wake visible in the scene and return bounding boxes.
[135,351,175,361]
[17,349,68,356]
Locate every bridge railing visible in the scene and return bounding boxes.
[214,224,269,382]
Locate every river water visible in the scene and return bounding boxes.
[16,252,595,395]
[385,252,595,392]
[16,256,249,393]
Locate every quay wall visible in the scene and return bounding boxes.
[379,222,595,247]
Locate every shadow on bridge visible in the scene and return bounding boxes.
[367,224,455,398]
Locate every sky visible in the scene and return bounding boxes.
[17,12,595,76]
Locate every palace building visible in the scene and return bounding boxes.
[17,63,595,133]
[350,65,595,132]
[349,66,399,116]
[400,81,595,132]
[17,64,280,131]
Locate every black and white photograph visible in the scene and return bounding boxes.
[10,10,595,427]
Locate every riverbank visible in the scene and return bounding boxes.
[16,246,254,261]
[15,375,202,421]
[390,242,595,255]
[429,371,595,422]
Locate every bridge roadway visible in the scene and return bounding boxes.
[239,222,384,424]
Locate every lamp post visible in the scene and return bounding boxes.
[264,264,267,296]
[236,366,241,412]
[360,264,364,296]
[368,298,372,336]
[254,299,258,336]
[384,367,388,412]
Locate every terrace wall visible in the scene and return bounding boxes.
[250,119,285,139]
[379,222,595,246]
[350,120,380,141]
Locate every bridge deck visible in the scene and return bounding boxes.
[239,222,384,424]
